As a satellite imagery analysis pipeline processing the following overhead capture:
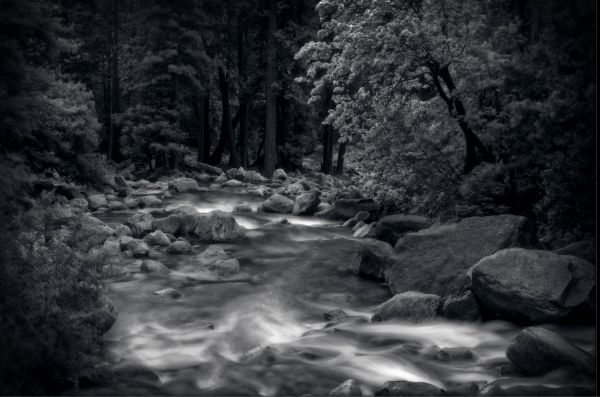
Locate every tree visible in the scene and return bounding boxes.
[263,0,278,176]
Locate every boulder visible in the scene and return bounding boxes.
[140,260,170,274]
[166,239,193,254]
[227,167,247,180]
[129,219,153,238]
[553,240,596,264]
[323,199,381,221]
[436,347,474,362]
[272,168,287,180]
[259,194,294,214]
[138,195,162,208]
[352,221,366,231]
[114,225,132,238]
[375,381,443,396]
[88,194,108,210]
[243,170,269,184]
[143,230,171,246]
[329,379,362,396]
[195,173,211,183]
[387,215,540,297]
[374,214,433,245]
[127,239,150,258]
[70,197,89,211]
[209,258,240,277]
[197,245,229,265]
[292,191,321,215]
[78,214,115,246]
[441,291,480,321]
[353,223,375,238]
[193,211,244,241]
[372,292,441,322]
[343,218,358,228]
[170,177,200,192]
[506,326,594,376]
[354,211,370,222]
[214,174,228,183]
[470,248,595,323]
[350,239,396,281]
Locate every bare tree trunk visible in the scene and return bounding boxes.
[263,0,277,177]
[321,124,334,174]
[427,61,494,174]
[108,0,120,161]
[238,22,249,168]
[276,95,290,168]
[220,67,240,167]
[336,142,346,175]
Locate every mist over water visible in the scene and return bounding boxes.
[92,189,595,396]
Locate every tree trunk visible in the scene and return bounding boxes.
[427,61,494,174]
[238,22,249,168]
[109,0,120,161]
[321,124,334,174]
[195,95,206,162]
[276,95,290,169]
[336,142,346,175]
[221,67,240,167]
[263,0,277,177]
[202,95,211,161]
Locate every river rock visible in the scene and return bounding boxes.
[244,170,269,184]
[553,240,596,264]
[323,199,381,221]
[88,194,108,210]
[143,230,171,246]
[138,195,162,208]
[208,258,240,277]
[127,239,149,258]
[129,219,153,238]
[387,215,539,297]
[170,177,200,192]
[343,218,358,228]
[293,191,321,215]
[166,239,193,254]
[479,382,594,396]
[441,291,480,321]
[197,245,229,265]
[114,224,132,237]
[153,288,181,299]
[107,200,125,211]
[353,223,375,238]
[470,248,595,323]
[329,379,362,396]
[214,173,228,183]
[373,214,433,245]
[222,179,244,188]
[324,309,349,322]
[375,381,444,396]
[78,214,115,246]
[140,260,170,274]
[259,194,294,214]
[193,211,244,241]
[226,167,246,180]
[506,326,594,376]
[436,347,474,362]
[273,168,287,180]
[284,181,310,197]
[350,239,396,281]
[233,204,253,213]
[372,292,441,322]
[70,197,89,211]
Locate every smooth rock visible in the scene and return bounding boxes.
[372,291,441,322]
[259,194,294,214]
[436,347,474,362]
[143,230,171,246]
[115,224,132,237]
[166,239,193,254]
[470,248,595,323]
[353,223,375,238]
[208,258,240,277]
[222,179,244,188]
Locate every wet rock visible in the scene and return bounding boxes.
[233,204,253,213]
[353,223,375,238]
[130,219,153,238]
[375,381,444,396]
[140,260,170,274]
[324,309,349,322]
[88,194,108,210]
[273,168,287,180]
[470,248,595,323]
[479,381,595,396]
[166,239,193,254]
[350,239,396,281]
[152,213,195,235]
[192,211,244,241]
[374,214,433,245]
[98,240,121,257]
[78,309,116,336]
[553,240,596,265]
[154,288,181,299]
[78,363,114,388]
[329,379,362,396]
[125,239,149,258]
[138,195,162,208]
[197,245,229,265]
[258,193,294,214]
[208,258,240,277]
[352,221,365,231]
[243,170,269,184]
[441,291,480,321]
[242,344,277,364]
[222,179,244,188]
[436,347,474,362]
[372,291,441,322]
[143,230,171,246]
[506,326,594,376]
[170,177,200,192]
[388,215,539,297]
[293,191,321,215]
[322,199,381,221]
[115,224,132,237]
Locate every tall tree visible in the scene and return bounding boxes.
[263,0,278,176]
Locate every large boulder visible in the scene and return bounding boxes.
[170,177,200,192]
[387,215,539,297]
[193,211,244,242]
[373,214,433,245]
[292,191,321,215]
[350,239,396,281]
[371,291,441,322]
[441,291,480,321]
[323,199,381,221]
[88,194,108,210]
[553,240,596,264]
[506,326,594,376]
[258,194,294,214]
[470,248,595,323]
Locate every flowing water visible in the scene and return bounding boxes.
[87,187,595,395]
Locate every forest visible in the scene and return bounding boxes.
[0,0,596,395]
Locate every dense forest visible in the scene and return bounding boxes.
[0,0,596,395]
